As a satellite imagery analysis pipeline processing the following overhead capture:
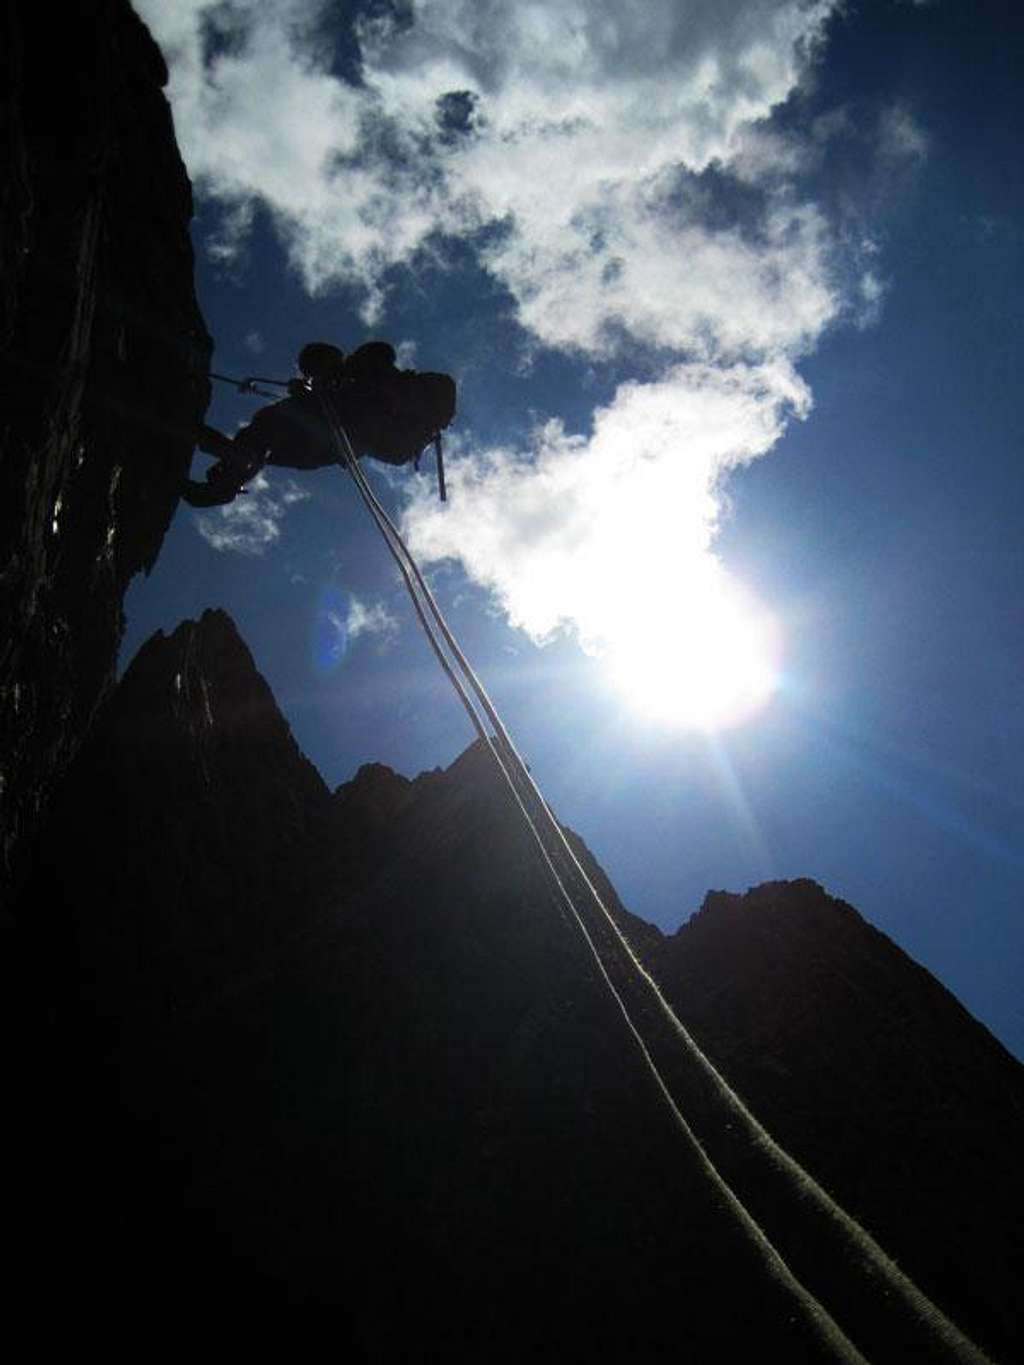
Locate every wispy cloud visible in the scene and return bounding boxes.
[347,596,399,643]
[192,472,310,555]
[395,338,419,369]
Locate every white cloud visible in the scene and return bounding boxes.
[395,338,419,369]
[402,361,809,647]
[205,199,255,265]
[137,0,843,352]
[192,472,310,555]
[346,596,399,642]
[490,196,838,357]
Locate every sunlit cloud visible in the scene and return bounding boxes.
[137,0,843,346]
[404,362,805,726]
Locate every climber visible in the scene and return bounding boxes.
[182,340,455,507]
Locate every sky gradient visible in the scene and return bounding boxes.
[126,0,1023,1060]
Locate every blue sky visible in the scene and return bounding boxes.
[127,0,1023,1060]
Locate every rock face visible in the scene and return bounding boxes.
[0,1,211,887]
[32,611,333,1019]
[650,882,1024,1357]
[17,609,1022,1362]
[20,612,825,1358]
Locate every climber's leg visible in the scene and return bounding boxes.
[181,425,266,507]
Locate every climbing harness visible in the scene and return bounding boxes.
[317,386,992,1365]
[208,368,448,500]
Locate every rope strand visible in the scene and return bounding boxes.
[318,390,991,1365]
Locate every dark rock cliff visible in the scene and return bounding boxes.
[0,1,210,887]
[33,611,332,1019]
[650,881,1024,1356]
[17,608,1022,1361]
[16,611,837,1359]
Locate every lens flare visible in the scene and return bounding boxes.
[312,585,350,675]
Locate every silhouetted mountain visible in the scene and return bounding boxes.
[649,882,1024,1355]
[32,611,332,1019]
[12,608,1018,1361]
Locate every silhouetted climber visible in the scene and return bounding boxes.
[183,340,455,507]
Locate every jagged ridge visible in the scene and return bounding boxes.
[17,607,1021,1360]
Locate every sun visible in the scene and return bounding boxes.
[602,566,781,732]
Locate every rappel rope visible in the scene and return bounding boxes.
[320,392,869,1351]
[318,387,992,1365]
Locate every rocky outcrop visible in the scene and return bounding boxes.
[30,610,333,1019]
[0,1,210,887]
[18,608,1021,1361]
[16,612,846,1359]
[649,880,1024,1355]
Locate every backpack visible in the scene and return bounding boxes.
[362,370,457,467]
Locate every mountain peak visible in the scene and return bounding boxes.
[697,878,851,918]
[13,594,1022,1359]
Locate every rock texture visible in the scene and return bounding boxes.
[0,1,210,887]
[17,608,1022,1361]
